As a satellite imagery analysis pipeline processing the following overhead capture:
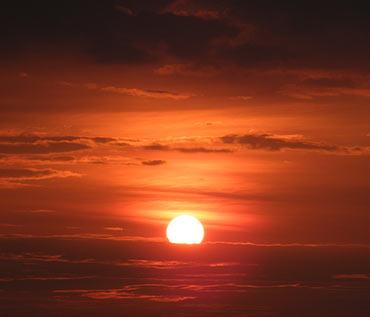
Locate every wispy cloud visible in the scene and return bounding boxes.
[163,0,224,21]
[0,141,90,154]
[99,86,192,100]
[228,95,253,101]
[280,77,370,100]
[221,133,338,152]
[103,227,124,232]
[0,167,80,187]
[0,252,238,270]
[52,281,354,303]
[333,274,370,280]
[220,133,370,155]
[0,275,95,282]
[0,233,165,242]
[155,63,218,77]
[54,288,195,302]
[18,209,57,214]
[143,143,233,153]
[207,241,370,248]
[0,168,79,180]
[0,134,117,155]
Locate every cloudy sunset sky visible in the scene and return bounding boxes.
[1,1,370,316]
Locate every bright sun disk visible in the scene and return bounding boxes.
[166,215,204,244]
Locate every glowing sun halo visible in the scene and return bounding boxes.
[166,215,205,244]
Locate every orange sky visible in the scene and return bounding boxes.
[1,1,370,316]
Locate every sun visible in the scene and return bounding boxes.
[166,215,204,244]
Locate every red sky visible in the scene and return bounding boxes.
[1,1,370,316]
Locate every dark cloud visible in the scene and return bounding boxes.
[1,0,370,72]
[175,147,232,153]
[0,134,118,154]
[219,1,370,70]
[0,167,79,180]
[91,137,116,144]
[0,0,152,63]
[0,142,90,154]
[0,135,115,144]
[34,156,76,162]
[141,160,166,166]
[221,133,338,152]
[280,76,370,100]
[143,143,232,153]
[143,143,171,151]
[0,0,236,64]
[0,168,55,179]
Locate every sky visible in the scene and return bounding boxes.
[1,1,370,316]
